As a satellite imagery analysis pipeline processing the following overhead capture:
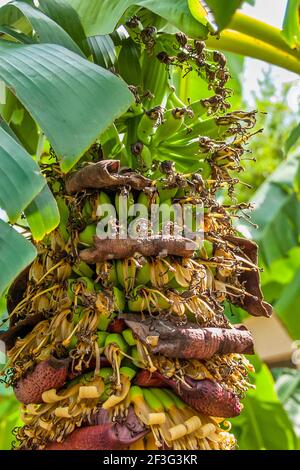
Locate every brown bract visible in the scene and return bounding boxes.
[14,357,69,404]
[135,370,241,418]
[0,312,44,351]
[45,406,148,450]
[123,314,254,359]
[80,236,198,262]
[225,236,272,317]
[65,160,151,193]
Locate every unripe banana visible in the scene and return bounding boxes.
[168,116,230,144]
[113,286,126,311]
[82,200,93,221]
[56,196,69,242]
[137,107,164,144]
[187,100,207,124]
[151,388,175,412]
[157,185,178,203]
[105,333,128,353]
[116,259,136,292]
[97,314,113,331]
[115,190,134,219]
[122,329,136,346]
[78,223,96,246]
[143,388,164,413]
[97,331,109,347]
[152,108,187,145]
[163,140,203,158]
[136,261,151,286]
[72,261,94,278]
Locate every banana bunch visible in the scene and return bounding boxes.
[0,20,271,451]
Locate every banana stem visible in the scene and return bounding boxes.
[228,12,299,58]
[205,29,300,75]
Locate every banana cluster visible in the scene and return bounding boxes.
[0,23,271,451]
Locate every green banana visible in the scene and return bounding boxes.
[186,100,208,124]
[78,223,97,246]
[119,366,136,380]
[140,143,153,169]
[137,107,164,144]
[97,313,113,331]
[115,190,134,219]
[152,108,187,145]
[135,262,151,286]
[143,388,163,412]
[72,261,94,278]
[167,116,231,144]
[128,291,170,312]
[105,333,128,353]
[122,329,136,346]
[56,196,69,242]
[141,47,168,109]
[82,200,93,221]
[113,286,126,311]
[116,259,136,292]
[97,331,109,347]
[162,140,203,158]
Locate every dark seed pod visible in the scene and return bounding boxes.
[194,40,206,55]
[213,51,227,68]
[176,32,188,48]
[123,314,254,359]
[14,357,69,404]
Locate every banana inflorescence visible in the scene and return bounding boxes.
[0,16,271,451]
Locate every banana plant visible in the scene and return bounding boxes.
[0,0,299,452]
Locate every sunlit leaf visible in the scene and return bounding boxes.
[282,0,300,50]
[0,41,133,172]
[0,127,45,222]
[273,368,300,438]
[66,0,208,38]
[286,122,300,154]
[25,185,60,241]
[201,0,244,30]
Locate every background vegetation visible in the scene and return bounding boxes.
[1,0,300,450]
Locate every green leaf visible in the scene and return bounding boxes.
[187,0,208,25]
[282,0,300,50]
[0,1,83,56]
[38,0,89,56]
[231,363,298,449]
[24,185,60,241]
[0,41,133,172]
[0,394,22,450]
[10,106,39,155]
[0,127,45,222]
[286,122,300,154]
[203,0,243,30]
[87,35,117,69]
[0,25,35,44]
[224,52,245,107]
[246,155,300,266]
[0,115,21,144]
[66,0,208,38]
[273,368,300,438]
[0,219,36,296]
